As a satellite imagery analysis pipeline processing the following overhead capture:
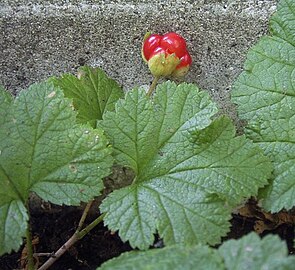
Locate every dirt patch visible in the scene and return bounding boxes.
[0,204,132,270]
[0,201,294,270]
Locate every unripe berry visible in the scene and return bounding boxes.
[148,53,180,77]
[142,32,192,77]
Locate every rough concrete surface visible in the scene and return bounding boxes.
[0,0,277,122]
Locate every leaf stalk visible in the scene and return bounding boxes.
[25,223,35,270]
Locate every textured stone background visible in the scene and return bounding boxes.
[0,0,277,122]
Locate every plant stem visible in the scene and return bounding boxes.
[147,76,160,97]
[37,233,78,270]
[37,213,106,270]
[25,223,35,270]
[76,200,94,232]
[77,212,106,239]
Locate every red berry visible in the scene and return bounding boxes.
[142,32,192,77]
[149,46,166,58]
[142,34,162,61]
[176,52,192,69]
[161,32,187,58]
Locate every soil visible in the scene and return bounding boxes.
[0,204,132,270]
[0,200,294,270]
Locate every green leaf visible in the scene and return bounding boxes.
[100,81,272,249]
[231,0,295,212]
[50,66,124,128]
[219,232,295,270]
[0,201,28,256]
[97,232,295,270]
[98,244,224,270]
[0,82,113,255]
[271,0,295,46]
[0,85,13,126]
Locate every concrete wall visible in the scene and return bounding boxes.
[0,0,277,121]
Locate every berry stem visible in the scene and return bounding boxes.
[147,76,160,97]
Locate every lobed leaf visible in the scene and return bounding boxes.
[0,82,113,255]
[98,244,224,270]
[219,232,295,270]
[231,0,295,212]
[50,66,124,127]
[97,232,295,270]
[100,81,272,249]
[0,86,12,126]
[0,201,28,255]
